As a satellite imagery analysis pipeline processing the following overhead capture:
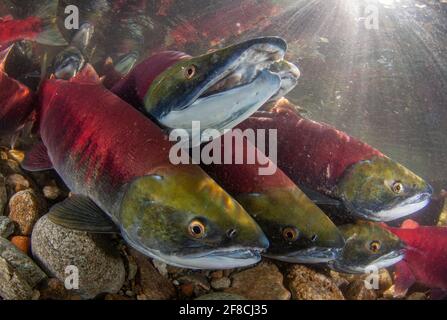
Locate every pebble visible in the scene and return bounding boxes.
[0,256,36,300]
[42,185,61,200]
[31,215,126,299]
[211,277,231,290]
[225,261,291,300]
[0,159,22,177]
[210,270,224,279]
[130,249,176,300]
[8,149,25,163]
[286,265,344,300]
[0,174,6,215]
[11,235,31,254]
[104,293,132,300]
[196,292,247,300]
[39,278,75,300]
[6,174,30,193]
[0,237,46,286]
[407,292,427,300]
[8,189,43,235]
[152,259,169,277]
[178,274,211,297]
[0,237,47,300]
[0,216,15,238]
[344,280,377,300]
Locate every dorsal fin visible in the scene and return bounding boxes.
[69,63,101,84]
[21,142,53,172]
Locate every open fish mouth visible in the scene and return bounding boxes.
[158,37,294,139]
[329,249,406,274]
[363,187,433,222]
[132,244,263,270]
[264,247,343,264]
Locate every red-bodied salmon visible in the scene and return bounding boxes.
[112,38,299,145]
[200,130,344,263]
[22,64,268,269]
[384,219,447,299]
[0,1,66,47]
[0,45,34,137]
[238,99,432,222]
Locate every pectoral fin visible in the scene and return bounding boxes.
[299,185,342,207]
[22,142,53,171]
[48,195,118,233]
[393,261,416,298]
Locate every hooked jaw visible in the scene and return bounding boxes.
[146,37,298,142]
[121,223,268,269]
[265,247,343,264]
[350,185,433,222]
[329,247,406,274]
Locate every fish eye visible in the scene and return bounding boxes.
[282,227,299,242]
[188,219,206,239]
[391,181,404,194]
[226,228,237,239]
[369,240,381,253]
[184,65,197,79]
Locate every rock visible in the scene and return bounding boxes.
[196,292,247,300]
[377,269,393,294]
[344,280,377,300]
[8,189,43,235]
[31,215,125,299]
[8,149,25,163]
[0,158,22,176]
[104,293,132,300]
[211,277,231,290]
[286,265,344,300]
[210,270,224,279]
[6,174,30,193]
[382,285,396,299]
[0,237,46,287]
[407,292,427,300]
[0,174,6,215]
[152,259,168,277]
[11,236,31,254]
[180,283,194,298]
[178,274,211,297]
[38,278,75,300]
[130,249,176,300]
[0,216,14,238]
[225,261,290,300]
[328,270,350,290]
[0,256,35,300]
[42,185,61,200]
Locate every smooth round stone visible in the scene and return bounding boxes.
[32,215,125,299]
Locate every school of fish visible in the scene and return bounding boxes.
[0,0,445,299]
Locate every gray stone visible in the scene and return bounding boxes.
[0,237,46,287]
[0,174,6,215]
[225,261,291,300]
[0,216,14,238]
[31,215,126,299]
[211,277,231,290]
[0,256,35,300]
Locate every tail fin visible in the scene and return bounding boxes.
[34,0,67,46]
